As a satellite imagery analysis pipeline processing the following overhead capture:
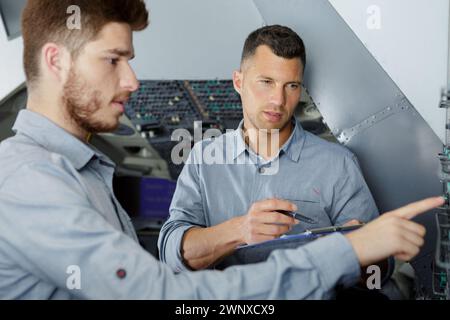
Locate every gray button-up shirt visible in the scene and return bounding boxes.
[0,110,360,299]
[159,119,378,271]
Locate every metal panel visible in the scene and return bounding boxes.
[329,0,448,144]
[345,105,442,212]
[0,0,26,40]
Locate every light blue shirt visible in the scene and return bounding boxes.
[0,110,360,299]
[159,119,378,271]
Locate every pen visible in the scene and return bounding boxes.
[305,224,364,235]
[276,210,316,224]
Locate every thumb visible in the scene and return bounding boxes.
[342,219,361,227]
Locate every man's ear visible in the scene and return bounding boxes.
[232,70,243,95]
[41,43,69,82]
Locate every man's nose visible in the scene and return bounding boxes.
[269,86,285,107]
[120,64,139,93]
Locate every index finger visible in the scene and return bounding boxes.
[389,196,445,220]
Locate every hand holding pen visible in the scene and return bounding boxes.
[236,198,300,245]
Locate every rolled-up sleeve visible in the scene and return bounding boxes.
[158,143,206,271]
[330,153,379,225]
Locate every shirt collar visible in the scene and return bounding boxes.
[12,110,111,170]
[233,117,306,163]
[233,120,247,160]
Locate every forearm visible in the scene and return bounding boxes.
[155,233,359,299]
[182,217,244,270]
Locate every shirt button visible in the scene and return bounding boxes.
[116,269,127,279]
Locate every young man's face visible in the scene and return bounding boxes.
[62,22,139,133]
[233,45,303,132]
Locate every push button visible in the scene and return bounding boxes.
[116,269,127,279]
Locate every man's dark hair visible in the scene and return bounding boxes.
[241,25,306,68]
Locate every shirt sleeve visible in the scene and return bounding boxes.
[0,161,360,299]
[329,153,379,225]
[158,142,206,271]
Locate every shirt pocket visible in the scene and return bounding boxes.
[284,199,328,235]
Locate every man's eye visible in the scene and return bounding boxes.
[108,58,119,65]
[260,80,271,85]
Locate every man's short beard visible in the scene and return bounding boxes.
[62,67,118,133]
